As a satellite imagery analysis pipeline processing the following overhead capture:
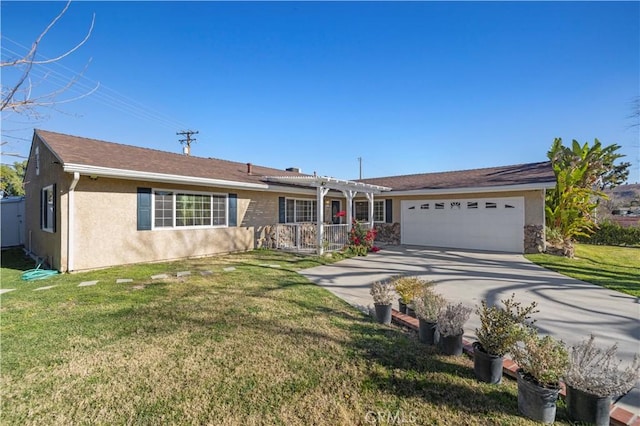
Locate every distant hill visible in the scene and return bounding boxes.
[604,184,640,208]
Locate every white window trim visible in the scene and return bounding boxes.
[41,184,54,233]
[285,197,317,223]
[355,199,386,223]
[151,189,229,230]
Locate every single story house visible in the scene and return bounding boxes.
[24,129,556,272]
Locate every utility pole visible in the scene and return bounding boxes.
[357,157,362,179]
[177,130,199,156]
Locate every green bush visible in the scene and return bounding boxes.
[577,220,640,246]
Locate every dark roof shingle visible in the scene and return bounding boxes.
[36,129,305,185]
[359,162,556,191]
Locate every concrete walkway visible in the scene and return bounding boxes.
[301,245,640,413]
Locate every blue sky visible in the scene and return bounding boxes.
[2,1,639,182]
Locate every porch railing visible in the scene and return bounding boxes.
[274,223,350,253]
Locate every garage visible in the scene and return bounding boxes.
[401,197,525,252]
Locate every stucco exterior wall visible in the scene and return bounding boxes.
[23,136,69,271]
[69,178,290,271]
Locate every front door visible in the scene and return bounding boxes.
[331,200,342,224]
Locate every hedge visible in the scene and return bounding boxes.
[577,220,640,246]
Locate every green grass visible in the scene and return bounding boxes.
[1,248,572,425]
[525,243,640,297]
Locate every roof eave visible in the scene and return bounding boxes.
[386,181,557,196]
[63,164,270,190]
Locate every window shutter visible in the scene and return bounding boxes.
[228,193,237,227]
[278,197,285,223]
[385,199,393,223]
[137,188,152,230]
[52,184,57,233]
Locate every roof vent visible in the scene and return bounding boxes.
[286,167,301,173]
[247,163,252,174]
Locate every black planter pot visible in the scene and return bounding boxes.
[406,305,417,318]
[398,299,407,314]
[418,319,438,345]
[566,384,612,426]
[516,369,560,424]
[439,333,463,356]
[473,342,504,384]
[374,303,392,325]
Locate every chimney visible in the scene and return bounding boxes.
[286,167,301,173]
[247,163,252,174]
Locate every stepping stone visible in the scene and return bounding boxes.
[34,285,57,291]
[200,270,213,276]
[116,278,133,284]
[151,274,169,280]
[78,280,98,287]
[0,289,16,294]
[258,264,269,267]
[176,271,191,278]
[223,267,236,272]
[132,285,145,290]
[269,264,281,268]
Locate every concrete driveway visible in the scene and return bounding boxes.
[301,245,640,413]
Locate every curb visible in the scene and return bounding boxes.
[390,309,640,426]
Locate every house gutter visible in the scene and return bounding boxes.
[384,182,557,197]
[67,172,80,272]
[63,164,269,191]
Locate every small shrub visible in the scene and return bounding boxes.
[564,335,640,397]
[512,329,568,388]
[475,293,538,357]
[577,220,640,246]
[347,220,378,255]
[414,286,447,322]
[369,281,395,305]
[436,302,472,337]
[393,276,427,304]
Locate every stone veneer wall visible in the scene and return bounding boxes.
[524,224,545,254]
[374,223,401,245]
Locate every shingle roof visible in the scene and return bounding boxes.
[35,129,305,185]
[358,161,556,192]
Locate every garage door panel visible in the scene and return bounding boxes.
[401,197,524,252]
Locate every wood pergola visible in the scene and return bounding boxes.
[264,175,391,254]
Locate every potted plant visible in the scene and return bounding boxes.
[414,286,446,345]
[511,328,569,424]
[474,294,538,384]
[393,276,425,316]
[436,302,472,356]
[564,335,640,426]
[369,280,394,325]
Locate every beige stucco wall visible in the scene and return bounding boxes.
[70,178,293,271]
[383,190,545,226]
[23,137,69,271]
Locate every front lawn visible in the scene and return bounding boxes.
[525,244,640,297]
[1,249,570,425]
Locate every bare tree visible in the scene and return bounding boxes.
[1,1,98,116]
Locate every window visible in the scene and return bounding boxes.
[467,202,478,209]
[435,203,445,210]
[41,185,55,232]
[35,146,40,176]
[485,202,497,209]
[153,191,227,228]
[450,201,461,209]
[355,200,385,222]
[505,204,515,209]
[285,199,317,223]
[154,191,173,227]
[420,203,429,210]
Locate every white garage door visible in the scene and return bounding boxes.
[401,197,525,253]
